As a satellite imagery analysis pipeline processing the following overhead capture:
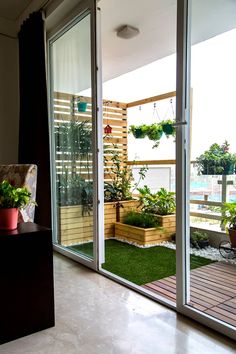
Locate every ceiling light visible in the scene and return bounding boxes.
[116,25,140,39]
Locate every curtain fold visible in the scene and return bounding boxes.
[18,11,51,228]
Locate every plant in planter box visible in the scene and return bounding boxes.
[137,186,176,237]
[123,211,160,228]
[0,180,35,230]
[196,141,236,175]
[190,230,209,249]
[115,211,167,246]
[57,173,93,214]
[104,144,147,203]
[138,186,176,215]
[221,202,236,247]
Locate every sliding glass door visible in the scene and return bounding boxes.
[176,0,236,340]
[48,0,103,269]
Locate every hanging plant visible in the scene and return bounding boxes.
[129,125,147,138]
[161,119,176,137]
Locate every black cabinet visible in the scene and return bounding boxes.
[0,223,55,344]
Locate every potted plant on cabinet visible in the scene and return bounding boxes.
[195,141,236,175]
[0,180,33,230]
[221,202,236,247]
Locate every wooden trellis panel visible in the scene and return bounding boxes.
[53,92,128,181]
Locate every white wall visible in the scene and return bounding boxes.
[0,22,19,164]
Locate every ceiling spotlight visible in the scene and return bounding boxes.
[116,25,140,39]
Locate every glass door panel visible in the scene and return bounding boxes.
[176,0,236,339]
[49,7,98,265]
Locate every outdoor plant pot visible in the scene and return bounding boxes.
[0,208,18,230]
[77,101,87,112]
[228,228,236,247]
[196,239,210,249]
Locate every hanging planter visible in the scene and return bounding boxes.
[77,97,87,112]
[161,120,175,137]
[129,125,147,138]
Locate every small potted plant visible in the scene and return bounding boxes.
[0,180,34,230]
[221,202,236,247]
[196,141,236,175]
[190,230,209,249]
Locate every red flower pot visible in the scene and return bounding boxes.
[0,208,18,230]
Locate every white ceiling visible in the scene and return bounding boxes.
[1,0,236,87]
[0,0,32,21]
[100,0,236,81]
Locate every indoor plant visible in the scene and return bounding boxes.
[195,141,236,175]
[0,180,33,230]
[221,202,236,247]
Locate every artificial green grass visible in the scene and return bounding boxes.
[69,239,214,285]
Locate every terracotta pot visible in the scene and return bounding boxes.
[0,208,18,230]
[228,228,236,247]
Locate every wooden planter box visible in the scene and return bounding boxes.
[114,222,171,246]
[59,199,140,246]
[104,200,140,238]
[155,214,176,235]
[59,205,93,246]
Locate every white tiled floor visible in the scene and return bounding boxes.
[1,253,235,354]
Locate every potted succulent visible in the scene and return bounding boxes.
[190,230,209,249]
[0,180,34,230]
[137,186,176,236]
[221,202,236,247]
[196,141,236,175]
[115,211,170,246]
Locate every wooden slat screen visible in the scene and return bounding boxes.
[53,92,128,182]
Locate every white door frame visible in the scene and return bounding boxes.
[175,0,236,340]
[47,0,104,271]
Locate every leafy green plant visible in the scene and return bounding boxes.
[0,180,34,209]
[129,120,175,148]
[123,211,160,228]
[104,144,147,202]
[138,186,176,215]
[196,141,236,175]
[57,173,93,209]
[190,230,209,248]
[56,120,93,210]
[221,202,236,230]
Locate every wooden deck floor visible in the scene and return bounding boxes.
[143,262,236,327]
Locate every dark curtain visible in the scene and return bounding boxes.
[18,12,51,228]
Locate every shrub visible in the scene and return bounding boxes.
[138,186,176,215]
